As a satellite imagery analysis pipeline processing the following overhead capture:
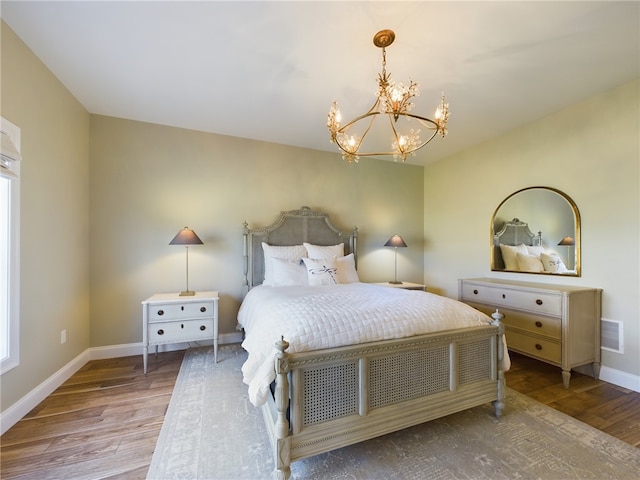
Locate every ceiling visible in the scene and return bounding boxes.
[2,1,639,166]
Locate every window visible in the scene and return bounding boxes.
[1,117,21,374]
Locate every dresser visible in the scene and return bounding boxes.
[458,278,601,388]
[142,291,219,374]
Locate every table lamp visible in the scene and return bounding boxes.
[170,227,203,296]
[384,234,407,284]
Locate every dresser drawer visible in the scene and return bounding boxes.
[461,283,562,317]
[468,303,561,339]
[505,329,561,364]
[148,318,214,344]
[148,301,214,322]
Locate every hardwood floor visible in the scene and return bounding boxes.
[0,350,184,480]
[1,349,639,479]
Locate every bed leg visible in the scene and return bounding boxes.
[491,310,506,418]
[274,337,291,480]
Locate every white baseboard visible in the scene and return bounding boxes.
[1,350,90,435]
[0,333,243,435]
[599,365,640,393]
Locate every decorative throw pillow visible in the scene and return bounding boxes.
[302,257,340,286]
[516,253,545,272]
[540,252,568,273]
[262,243,306,286]
[271,258,308,286]
[499,243,528,271]
[303,243,344,259]
[337,253,359,284]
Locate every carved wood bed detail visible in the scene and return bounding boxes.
[493,217,543,270]
[241,206,506,480]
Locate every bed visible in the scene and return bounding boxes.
[239,206,507,480]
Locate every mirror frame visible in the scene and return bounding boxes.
[490,186,581,276]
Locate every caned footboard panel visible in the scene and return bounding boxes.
[263,325,502,463]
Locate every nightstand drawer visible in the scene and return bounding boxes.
[148,301,214,322]
[461,283,562,316]
[148,318,214,343]
[505,329,561,364]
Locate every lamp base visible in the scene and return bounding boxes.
[179,290,196,296]
[388,280,403,285]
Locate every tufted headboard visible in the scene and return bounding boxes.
[242,206,358,292]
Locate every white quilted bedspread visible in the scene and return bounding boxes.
[238,283,501,407]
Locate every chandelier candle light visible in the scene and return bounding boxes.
[384,234,408,284]
[170,227,203,296]
[327,29,449,163]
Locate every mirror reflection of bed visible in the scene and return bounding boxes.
[493,218,575,274]
[491,187,581,276]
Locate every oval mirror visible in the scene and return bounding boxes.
[491,187,580,276]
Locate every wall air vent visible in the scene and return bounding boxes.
[601,319,623,354]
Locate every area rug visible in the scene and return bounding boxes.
[147,345,640,480]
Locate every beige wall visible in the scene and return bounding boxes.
[424,79,640,378]
[88,116,424,346]
[1,22,91,408]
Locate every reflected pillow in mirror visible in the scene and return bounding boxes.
[499,243,528,270]
[540,252,568,273]
[517,253,545,272]
[526,245,545,257]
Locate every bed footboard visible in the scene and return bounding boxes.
[264,314,506,480]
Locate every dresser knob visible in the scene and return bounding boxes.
[502,294,506,299]
[473,289,478,295]
[157,310,164,316]
[535,344,542,350]
[535,321,543,328]
[200,325,206,331]
[157,329,165,335]
[200,307,207,313]
[181,306,184,311]
[536,299,543,305]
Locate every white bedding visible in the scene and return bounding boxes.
[238,282,508,407]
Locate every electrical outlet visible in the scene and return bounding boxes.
[61,330,66,344]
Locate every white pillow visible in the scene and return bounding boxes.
[499,243,528,271]
[303,243,344,259]
[302,257,340,286]
[516,253,544,272]
[271,258,308,286]
[337,253,359,284]
[540,252,568,273]
[526,245,545,257]
[261,243,306,285]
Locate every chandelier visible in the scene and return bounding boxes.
[327,29,449,163]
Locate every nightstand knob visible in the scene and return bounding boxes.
[200,306,207,313]
[536,299,543,305]
[535,343,542,350]
[473,289,478,295]
[200,325,206,331]
[157,310,164,316]
[535,321,543,328]
[157,329,165,335]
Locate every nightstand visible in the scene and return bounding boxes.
[142,291,219,374]
[374,282,426,291]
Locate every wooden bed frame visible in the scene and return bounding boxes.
[242,206,506,480]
